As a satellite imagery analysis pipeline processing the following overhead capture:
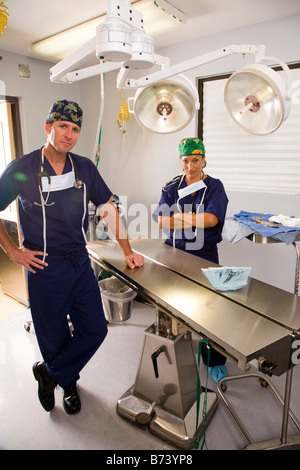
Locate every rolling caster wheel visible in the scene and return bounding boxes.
[259,378,268,388]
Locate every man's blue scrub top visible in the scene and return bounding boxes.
[0,149,112,255]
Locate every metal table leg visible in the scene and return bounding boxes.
[217,371,300,450]
[293,241,299,296]
[116,312,219,449]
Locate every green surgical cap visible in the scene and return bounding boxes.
[179,138,205,156]
[46,99,83,128]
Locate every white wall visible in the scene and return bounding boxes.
[0,50,84,154]
[1,13,300,294]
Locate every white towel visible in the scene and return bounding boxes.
[269,214,300,227]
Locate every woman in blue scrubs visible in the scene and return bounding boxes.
[0,100,143,414]
[153,137,228,382]
[153,138,228,264]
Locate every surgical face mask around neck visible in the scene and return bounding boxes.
[41,171,76,192]
[177,179,206,199]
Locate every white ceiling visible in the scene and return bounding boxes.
[1,0,300,63]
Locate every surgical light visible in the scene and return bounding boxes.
[128,75,199,134]
[224,62,292,135]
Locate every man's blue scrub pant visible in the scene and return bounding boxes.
[27,249,108,389]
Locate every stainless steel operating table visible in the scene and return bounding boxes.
[87,239,300,450]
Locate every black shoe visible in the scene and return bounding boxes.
[33,361,57,412]
[63,387,81,415]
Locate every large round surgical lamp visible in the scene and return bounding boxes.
[128,75,199,134]
[224,61,292,135]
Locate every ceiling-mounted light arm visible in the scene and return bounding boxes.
[50,37,97,83]
[117,53,170,89]
[63,61,122,84]
[50,0,147,84]
[123,44,265,88]
[105,0,144,30]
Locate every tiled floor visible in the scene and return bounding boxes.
[1,294,300,451]
[0,287,27,321]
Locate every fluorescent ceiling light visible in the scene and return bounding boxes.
[29,0,180,62]
[30,16,105,61]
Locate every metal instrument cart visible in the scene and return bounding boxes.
[216,232,300,449]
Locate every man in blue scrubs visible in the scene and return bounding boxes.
[0,100,143,414]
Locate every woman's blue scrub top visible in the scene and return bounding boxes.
[152,174,228,263]
[0,149,112,255]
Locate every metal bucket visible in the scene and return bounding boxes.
[99,277,136,323]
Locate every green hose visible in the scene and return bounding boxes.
[194,338,211,450]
